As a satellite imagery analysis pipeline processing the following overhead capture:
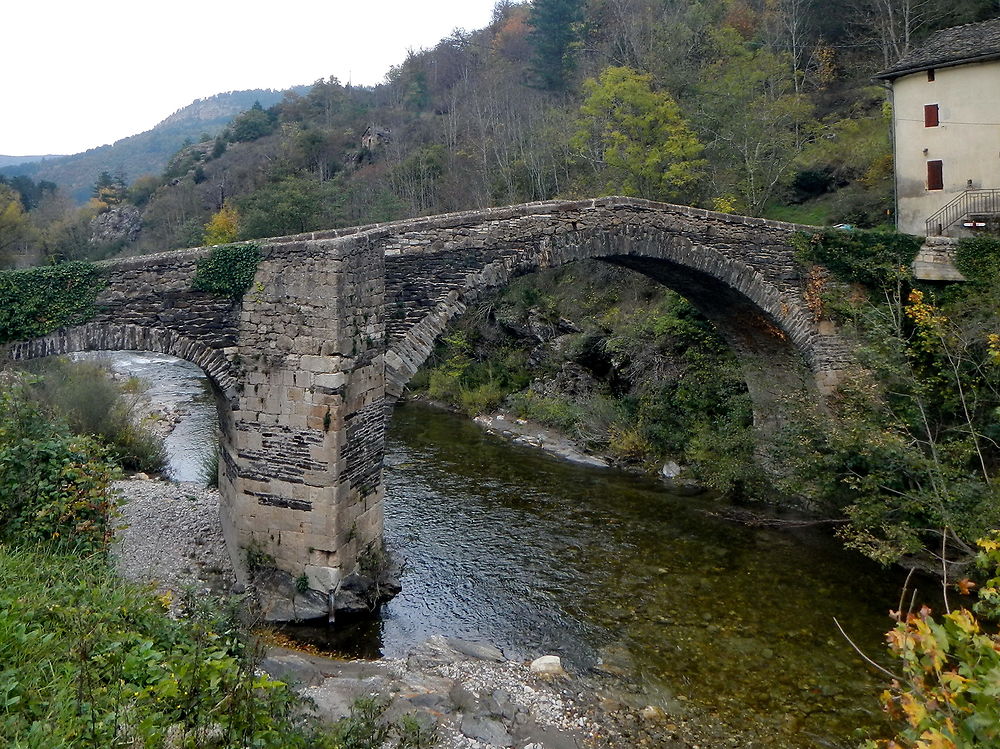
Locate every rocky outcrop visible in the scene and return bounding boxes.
[90,204,142,245]
[254,564,402,623]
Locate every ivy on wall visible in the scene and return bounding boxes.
[192,243,262,299]
[955,236,1000,285]
[793,228,921,287]
[0,262,107,344]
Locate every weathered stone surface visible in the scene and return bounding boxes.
[530,655,567,677]
[912,237,966,281]
[2,197,855,617]
[255,569,330,622]
[445,637,506,662]
[461,714,515,746]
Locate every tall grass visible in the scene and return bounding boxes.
[19,357,167,473]
[200,446,220,488]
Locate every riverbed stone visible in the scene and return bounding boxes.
[259,653,325,687]
[530,655,567,677]
[461,714,514,746]
[445,637,506,662]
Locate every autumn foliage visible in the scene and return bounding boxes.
[868,533,1000,748]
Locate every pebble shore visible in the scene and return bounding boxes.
[109,476,759,748]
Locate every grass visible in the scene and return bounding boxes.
[763,198,836,226]
[0,545,437,748]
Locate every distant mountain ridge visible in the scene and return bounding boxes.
[0,155,62,169]
[0,88,305,202]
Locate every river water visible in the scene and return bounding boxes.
[73,351,217,482]
[100,352,904,746]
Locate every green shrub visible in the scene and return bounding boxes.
[459,381,506,416]
[793,228,921,287]
[192,243,262,298]
[0,380,119,554]
[0,544,441,748]
[0,547,303,747]
[427,369,463,402]
[510,392,583,434]
[0,261,106,344]
[955,235,1000,285]
[23,358,166,474]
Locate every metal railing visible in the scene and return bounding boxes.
[926,188,1000,236]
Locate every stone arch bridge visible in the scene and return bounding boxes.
[3,197,850,607]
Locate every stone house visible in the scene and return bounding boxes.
[876,18,1000,237]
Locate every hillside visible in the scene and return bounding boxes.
[0,155,61,168]
[6,0,999,256]
[0,88,304,202]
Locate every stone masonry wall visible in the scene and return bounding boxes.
[218,234,385,595]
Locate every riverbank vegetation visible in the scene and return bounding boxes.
[408,259,761,494]
[0,363,433,747]
[784,231,1000,568]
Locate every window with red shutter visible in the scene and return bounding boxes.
[927,160,944,190]
[924,104,939,127]
[927,69,936,82]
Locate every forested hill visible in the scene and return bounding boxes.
[3,0,1000,263]
[0,88,301,204]
[0,155,59,169]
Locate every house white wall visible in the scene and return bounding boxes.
[892,59,1000,236]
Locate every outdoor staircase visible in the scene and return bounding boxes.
[925,188,1000,236]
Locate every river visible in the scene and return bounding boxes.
[100,351,902,746]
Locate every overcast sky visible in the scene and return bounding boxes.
[3,0,502,156]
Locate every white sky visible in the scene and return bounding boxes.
[2,0,501,156]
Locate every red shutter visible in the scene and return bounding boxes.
[924,104,939,127]
[927,160,944,190]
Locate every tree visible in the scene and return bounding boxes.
[849,0,945,66]
[236,177,322,239]
[696,29,815,215]
[203,205,239,245]
[0,186,36,266]
[92,170,127,207]
[228,102,277,143]
[527,0,585,90]
[572,66,706,202]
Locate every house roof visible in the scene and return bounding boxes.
[875,17,1000,80]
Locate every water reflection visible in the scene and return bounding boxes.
[300,402,902,745]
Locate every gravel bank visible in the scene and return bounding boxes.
[110,477,235,602]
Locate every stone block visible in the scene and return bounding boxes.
[314,372,347,390]
[305,564,342,592]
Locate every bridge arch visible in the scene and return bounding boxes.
[5,322,240,401]
[379,202,847,434]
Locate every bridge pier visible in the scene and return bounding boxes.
[219,236,389,614]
